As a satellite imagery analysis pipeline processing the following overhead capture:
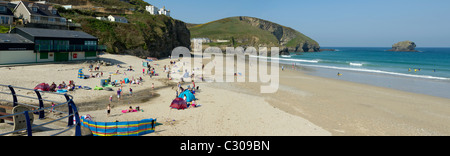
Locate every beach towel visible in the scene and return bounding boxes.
[122,109,138,113]
[56,89,68,93]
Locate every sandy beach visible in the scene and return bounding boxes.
[1,53,450,136]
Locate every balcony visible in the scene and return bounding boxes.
[35,44,107,53]
[30,19,66,26]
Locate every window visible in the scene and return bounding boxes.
[60,18,66,23]
[32,16,40,22]
[0,16,8,24]
[85,41,97,45]
[52,10,57,15]
[0,6,6,12]
[49,18,55,23]
[32,7,38,12]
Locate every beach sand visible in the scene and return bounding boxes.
[1,53,450,136]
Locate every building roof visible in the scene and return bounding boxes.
[0,33,33,44]
[14,27,98,40]
[20,1,61,17]
[0,1,14,16]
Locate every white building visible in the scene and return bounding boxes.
[107,15,128,23]
[95,16,107,21]
[158,6,170,16]
[145,5,158,15]
[145,5,170,17]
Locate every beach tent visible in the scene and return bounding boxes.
[178,90,195,102]
[170,98,188,110]
[183,72,190,78]
[34,83,50,91]
[78,69,84,79]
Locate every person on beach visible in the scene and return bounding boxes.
[129,88,133,96]
[117,89,121,101]
[109,95,113,104]
[107,104,111,116]
[51,102,55,113]
[152,83,155,90]
[128,106,133,112]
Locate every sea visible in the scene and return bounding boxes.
[278,47,450,99]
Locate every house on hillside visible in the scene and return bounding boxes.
[0,1,13,25]
[12,1,66,26]
[145,5,170,17]
[145,5,158,15]
[0,27,106,65]
[158,6,170,17]
[107,15,128,23]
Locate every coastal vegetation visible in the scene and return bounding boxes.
[189,16,320,52]
[55,0,190,58]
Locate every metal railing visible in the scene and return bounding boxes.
[30,19,66,26]
[0,84,81,136]
[35,44,107,53]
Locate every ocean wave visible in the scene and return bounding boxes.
[251,55,319,63]
[253,55,450,80]
[295,63,450,81]
[349,62,363,66]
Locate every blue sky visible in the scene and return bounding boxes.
[145,0,450,47]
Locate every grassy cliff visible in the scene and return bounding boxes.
[189,16,320,52]
[54,0,190,58]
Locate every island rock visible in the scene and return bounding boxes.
[388,41,418,52]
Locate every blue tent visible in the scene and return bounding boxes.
[178,90,195,102]
[78,69,84,79]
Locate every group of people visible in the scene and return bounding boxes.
[113,87,135,102]
[88,63,101,72]
[49,80,76,92]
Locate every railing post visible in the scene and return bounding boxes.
[8,85,18,107]
[70,101,82,136]
[24,111,32,136]
[64,94,74,126]
[34,90,45,119]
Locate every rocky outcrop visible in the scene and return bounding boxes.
[388,41,418,52]
[79,15,191,59]
[238,16,320,52]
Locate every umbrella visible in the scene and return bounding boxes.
[34,83,50,91]
[170,98,187,110]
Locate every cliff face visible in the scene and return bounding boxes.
[189,16,320,52]
[388,41,418,52]
[55,0,191,59]
[238,16,320,52]
[77,14,191,58]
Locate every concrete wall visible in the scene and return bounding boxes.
[0,51,97,65]
[0,50,35,64]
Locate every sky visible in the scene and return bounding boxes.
[145,0,450,47]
